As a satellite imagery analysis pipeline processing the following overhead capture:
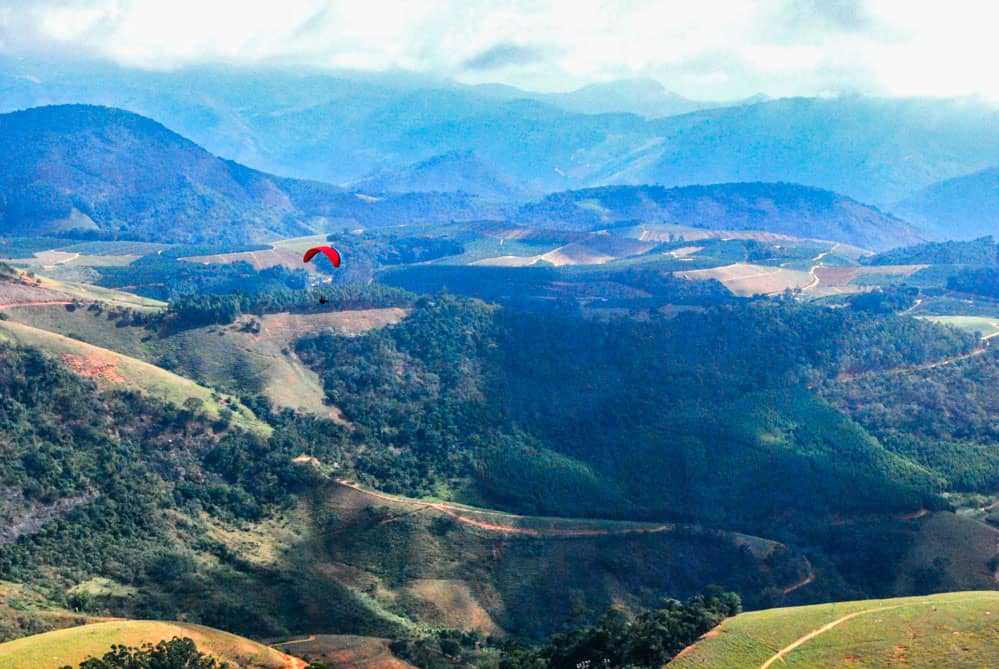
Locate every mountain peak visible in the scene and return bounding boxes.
[350,150,532,201]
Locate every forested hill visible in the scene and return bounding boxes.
[295,294,985,530]
[0,105,499,244]
[516,183,926,250]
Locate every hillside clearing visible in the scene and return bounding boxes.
[919,315,999,339]
[34,275,165,311]
[0,303,405,420]
[183,247,315,272]
[269,634,415,669]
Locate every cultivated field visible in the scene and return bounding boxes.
[183,246,313,272]
[679,263,813,296]
[183,234,334,271]
[668,591,999,668]
[0,620,303,669]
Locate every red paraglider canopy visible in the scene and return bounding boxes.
[303,246,342,268]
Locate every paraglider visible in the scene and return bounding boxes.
[303,245,341,305]
[303,246,341,268]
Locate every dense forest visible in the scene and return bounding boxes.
[863,236,997,266]
[295,293,978,533]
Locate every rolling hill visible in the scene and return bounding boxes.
[891,165,999,240]
[0,620,302,668]
[516,183,926,250]
[667,591,999,668]
[0,105,498,245]
[0,104,337,244]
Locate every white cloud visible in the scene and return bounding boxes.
[1,0,998,100]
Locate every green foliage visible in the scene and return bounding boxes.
[156,283,412,330]
[821,348,999,492]
[379,264,733,310]
[62,637,227,669]
[846,285,918,313]
[493,591,741,669]
[947,267,999,299]
[297,294,972,532]
[864,236,997,266]
[96,257,306,301]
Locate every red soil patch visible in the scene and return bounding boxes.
[61,353,126,383]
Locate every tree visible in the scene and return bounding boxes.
[63,637,228,669]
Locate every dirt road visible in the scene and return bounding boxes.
[799,250,831,292]
[835,343,991,382]
[0,300,74,309]
[758,605,900,669]
[335,479,676,538]
[781,558,815,595]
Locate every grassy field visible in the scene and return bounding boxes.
[919,315,999,339]
[35,275,166,311]
[668,591,999,668]
[0,319,270,436]
[0,620,302,669]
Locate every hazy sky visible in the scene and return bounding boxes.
[2,0,998,100]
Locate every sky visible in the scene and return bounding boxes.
[2,0,999,100]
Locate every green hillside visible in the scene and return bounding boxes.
[0,318,269,436]
[667,591,999,668]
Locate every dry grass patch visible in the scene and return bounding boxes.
[403,579,504,635]
[272,634,415,669]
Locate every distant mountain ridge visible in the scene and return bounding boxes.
[3,58,999,204]
[516,183,926,251]
[474,77,735,118]
[891,166,999,240]
[350,150,532,201]
[0,105,931,251]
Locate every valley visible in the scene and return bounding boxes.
[1,35,998,667]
